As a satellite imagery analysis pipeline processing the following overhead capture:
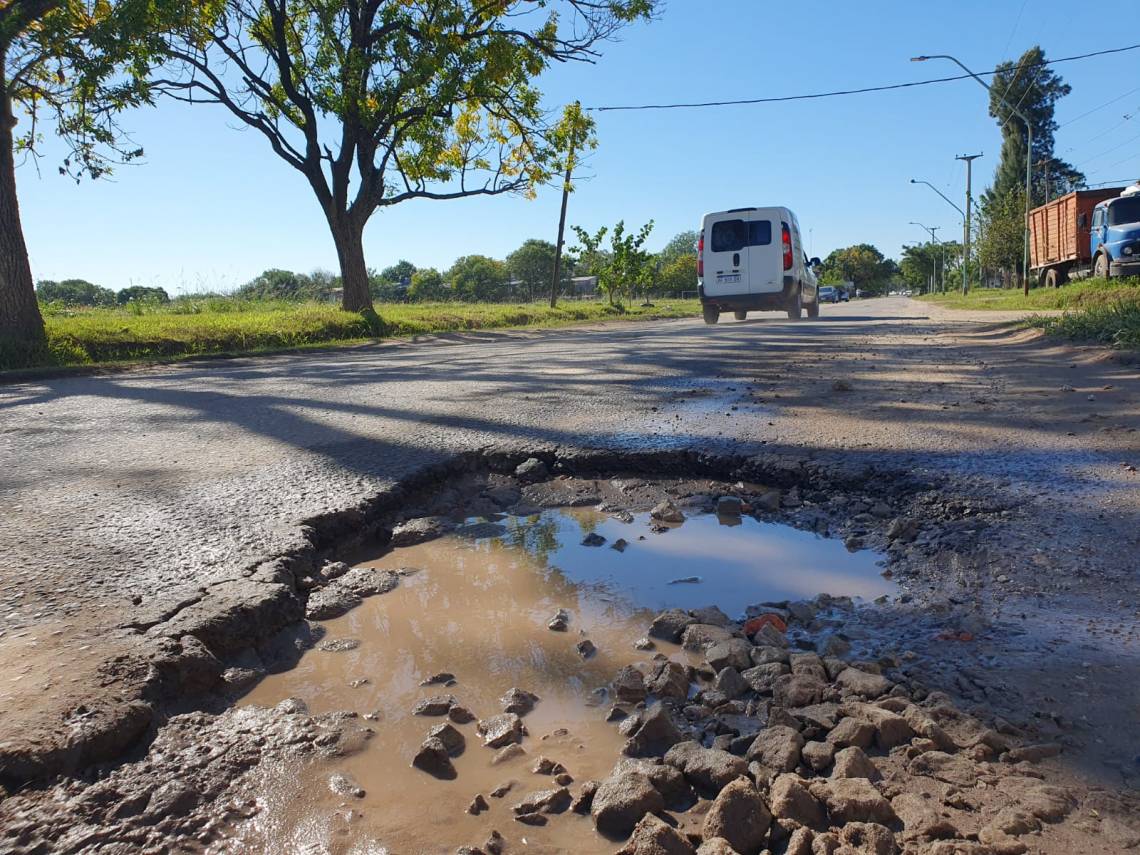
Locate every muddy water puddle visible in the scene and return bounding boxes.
[237,509,892,853]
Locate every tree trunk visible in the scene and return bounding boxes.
[328,215,373,312]
[0,83,45,349]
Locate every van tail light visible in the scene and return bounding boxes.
[781,222,793,271]
[697,231,704,277]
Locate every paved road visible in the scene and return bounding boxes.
[1,297,1138,778]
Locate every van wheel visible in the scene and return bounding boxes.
[806,298,820,318]
[702,306,720,325]
[733,310,747,321]
[1094,252,1111,280]
[786,289,803,320]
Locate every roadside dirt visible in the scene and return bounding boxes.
[0,301,1138,852]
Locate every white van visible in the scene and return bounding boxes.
[697,207,820,324]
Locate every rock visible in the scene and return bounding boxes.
[608,705,631,722]
[390,516,453,546]
[571,780,599,814]
[490,780,516,797]
[696,838,739,855]
[634,637,656,651]
[582,532,607,547]
[707,638,754,672]
[142,781,200,821]
[611,758,693,810]
[329,773,365,799]
[420,672,456,686]
[514,812,547,826]
[664,741,749,796]
[512,786,572,815]
[651,500,685,523]
[986,807,1040,836]
[448,705,476,724]
[515,457,548,481]
[548,609,570,631]
[650,609,696,642]
[1004,743,1062,764]
[784,827,815,855]
[886,517,919,542]
[820,778,897,825]
[856,706,915,749]
[702,777,772,855]
[786,601,817,625]
[746,725,804,772]
[413,737,457,779]
[890,792,959,841]
[831,746,879,780]
[802,740,835,772]
[428,723,466,757]
[691,605,734,627]
[647,660,690,700]
[752,645,790,666]
[413,695,457,716]
[740,662,789,694]
[554,772,574,786]
[318,637,362,652]
[467,794,489,815]
[622,704,685,758]
[477,713,526,749]
[907,751,977,787]
[491,744,526,765]
[618,813,698,855]
[715,667,748,700]
[789,652,828,682]
[770,773,827,829]
[1018,784,1074,821]
[775,674,826,709]
[682,624,735,651]
[753,622,789,648]
[836,668,892,699]
[576,639,597,659]
[754,490,782,512]
[794,703,839,732]
[717,496,744,516]
[591,770,666,837]
[501,688,540,716]
[533,756,567,775]
[839,822,898,855]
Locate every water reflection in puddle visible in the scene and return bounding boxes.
[236,509,891,853]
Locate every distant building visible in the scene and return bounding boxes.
[569,276,598,296]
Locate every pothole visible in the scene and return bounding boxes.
[236,496,894,852]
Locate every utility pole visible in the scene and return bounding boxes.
[956,153,982,296]
[550,103,582,308]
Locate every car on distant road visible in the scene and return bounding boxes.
[697,206,820,323]
[818,285,849,303]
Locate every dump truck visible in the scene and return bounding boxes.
[1029,184,1140,286]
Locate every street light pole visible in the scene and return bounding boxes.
[909,222,940,294]
[955,154,982,295]
[912,55,1032,295]
[910,178,967,294]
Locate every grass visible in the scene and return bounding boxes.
[1,297,702,372]
[919,277,1140,350]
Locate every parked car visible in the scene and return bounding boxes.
[697,206,820,323]
[818,285,840,303]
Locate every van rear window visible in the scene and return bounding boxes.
[710,219,771,251]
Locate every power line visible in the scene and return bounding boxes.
[1057,85,1140,128]
[1078,129,1140,166]
[586,43,1140,112]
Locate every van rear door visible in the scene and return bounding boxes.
[703,212,750,297]
[746,211,782,294]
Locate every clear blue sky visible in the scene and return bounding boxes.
[18,0,1140,293]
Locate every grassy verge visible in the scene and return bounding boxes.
[1,298,702,372]
[919,278,1140,349]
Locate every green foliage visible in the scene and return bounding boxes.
[977,187,1027,286]
[899,242,962,292]
[657,253,698,296]
[235,269,340,301]
[659,230,699,265]
[571,220,654,306]
[378,261,417,286]
[408,268,447,302]
[36,279,116,306]
[921,276,1139,312]
[507,239,557,302]
[116,285,170,305]
[1,298,701,370]
[447,255,509,302]
[1029,287,1140,349]
[818,244,894,293]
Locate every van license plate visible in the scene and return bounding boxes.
[716,273,741,284]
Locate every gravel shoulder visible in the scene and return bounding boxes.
[1,297,1137,847]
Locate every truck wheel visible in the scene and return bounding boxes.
[1094,252,1111,280]
[786,289,803,320]
[733,310,747,320]
[702,305,720,325]
[806,298,820,318]
[1044,268,1058,288]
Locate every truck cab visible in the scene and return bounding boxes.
[1090,186,1140,279]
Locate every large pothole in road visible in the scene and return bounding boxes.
[235,493,895,853]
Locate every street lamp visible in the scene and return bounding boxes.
[912,54,1033,295]
[909,222,943,293]
[911,179,967,294]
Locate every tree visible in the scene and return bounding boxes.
[507,239,556,302]
[571,219,653,306]
[818,244,893,292]
[35,278,116,306]
[447,255,508,302]
[117,285,170,304]
[659,230,698,265]
[379,260,416,286]
[986,46,1084,207]
[899,242,961,292]
[408,267,447,302]
[658,253,697,296]
[156,1,655,314]
[1,0,175,352]
[978,187,1027,287]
